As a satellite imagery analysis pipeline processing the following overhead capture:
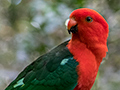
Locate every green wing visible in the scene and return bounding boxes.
[5,40,79,90]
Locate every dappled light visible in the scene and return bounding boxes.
[0,0,120,90]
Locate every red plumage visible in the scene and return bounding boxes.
[5,8,109,90]
[66,8,109,90]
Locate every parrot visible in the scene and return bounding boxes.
[5,8,109,90]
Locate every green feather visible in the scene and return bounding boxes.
[13,78,24,88]
[5,40,79,90]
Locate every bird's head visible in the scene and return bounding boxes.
[65,8,109,46]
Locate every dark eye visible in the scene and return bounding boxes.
[86,17,93,22]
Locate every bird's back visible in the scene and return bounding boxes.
[5,40,78,90]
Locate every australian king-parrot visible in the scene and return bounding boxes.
[5,8,109,90]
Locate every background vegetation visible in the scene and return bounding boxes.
[0,0,120,90]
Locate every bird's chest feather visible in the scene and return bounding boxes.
[77,52,98,90]
[67,40,98,90]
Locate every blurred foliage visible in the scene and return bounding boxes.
[107,0,120,12]
[0,0,120,90]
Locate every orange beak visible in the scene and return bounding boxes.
[65,18,77,34]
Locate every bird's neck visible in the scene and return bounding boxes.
[67,37,107,89]
[68,34,108,65]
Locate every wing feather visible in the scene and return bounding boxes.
[5,40,79,90]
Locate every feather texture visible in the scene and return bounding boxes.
[5,40,79,90]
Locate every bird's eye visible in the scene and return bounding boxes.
[86,17,93,22]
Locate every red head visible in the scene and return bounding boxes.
[66,8,109,58]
